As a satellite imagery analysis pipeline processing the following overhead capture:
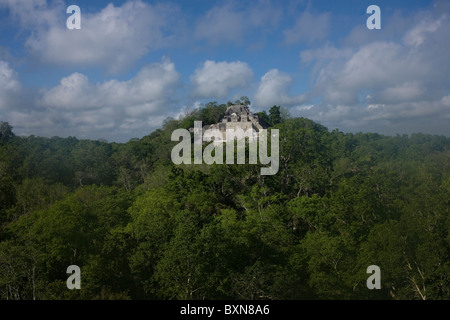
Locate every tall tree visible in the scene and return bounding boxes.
[0,122,14,144]
[269,106,282,126]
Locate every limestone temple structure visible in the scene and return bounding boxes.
[193,104,269,143]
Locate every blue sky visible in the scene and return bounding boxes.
[0,0,449,142]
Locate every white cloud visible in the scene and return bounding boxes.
[0,0,61,28]
[253,69,305,109]
[0,61,21,93]
[1,58,181,141]
[0,60,22,111]
[316,41,432,105]
[303,30,448,106]
[194,4,245,45]
[40,72,92,110]
[194,0,281,46]
[190,60,253,98]
[283,11,331,44]
[2,0,450,140]
[403,16,445,47]
[379,82,425,104]
[1,0,183,74]
[295,105,314,111]
[295,6,450,136]
[41,58,180,109]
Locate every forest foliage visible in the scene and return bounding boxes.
[0,100,449,300]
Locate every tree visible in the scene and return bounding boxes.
[14,178,68,217]
[153,216,222,299]
[255,110,270,125]
[0,239,42,300]
[1,105,450,300]
[269,106,282,126]
[280,107,291,121]
[0,162,16,222]
[0,122,14,143]
[240,96,251,106]
[7,186,134,299]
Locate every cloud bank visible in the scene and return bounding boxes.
[190,60,254,99]
[2,58,181,141]
[295,6,450,136]
[0,0,449,141]
[2,0,183,74]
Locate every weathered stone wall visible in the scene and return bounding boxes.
[191,104,267,143]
